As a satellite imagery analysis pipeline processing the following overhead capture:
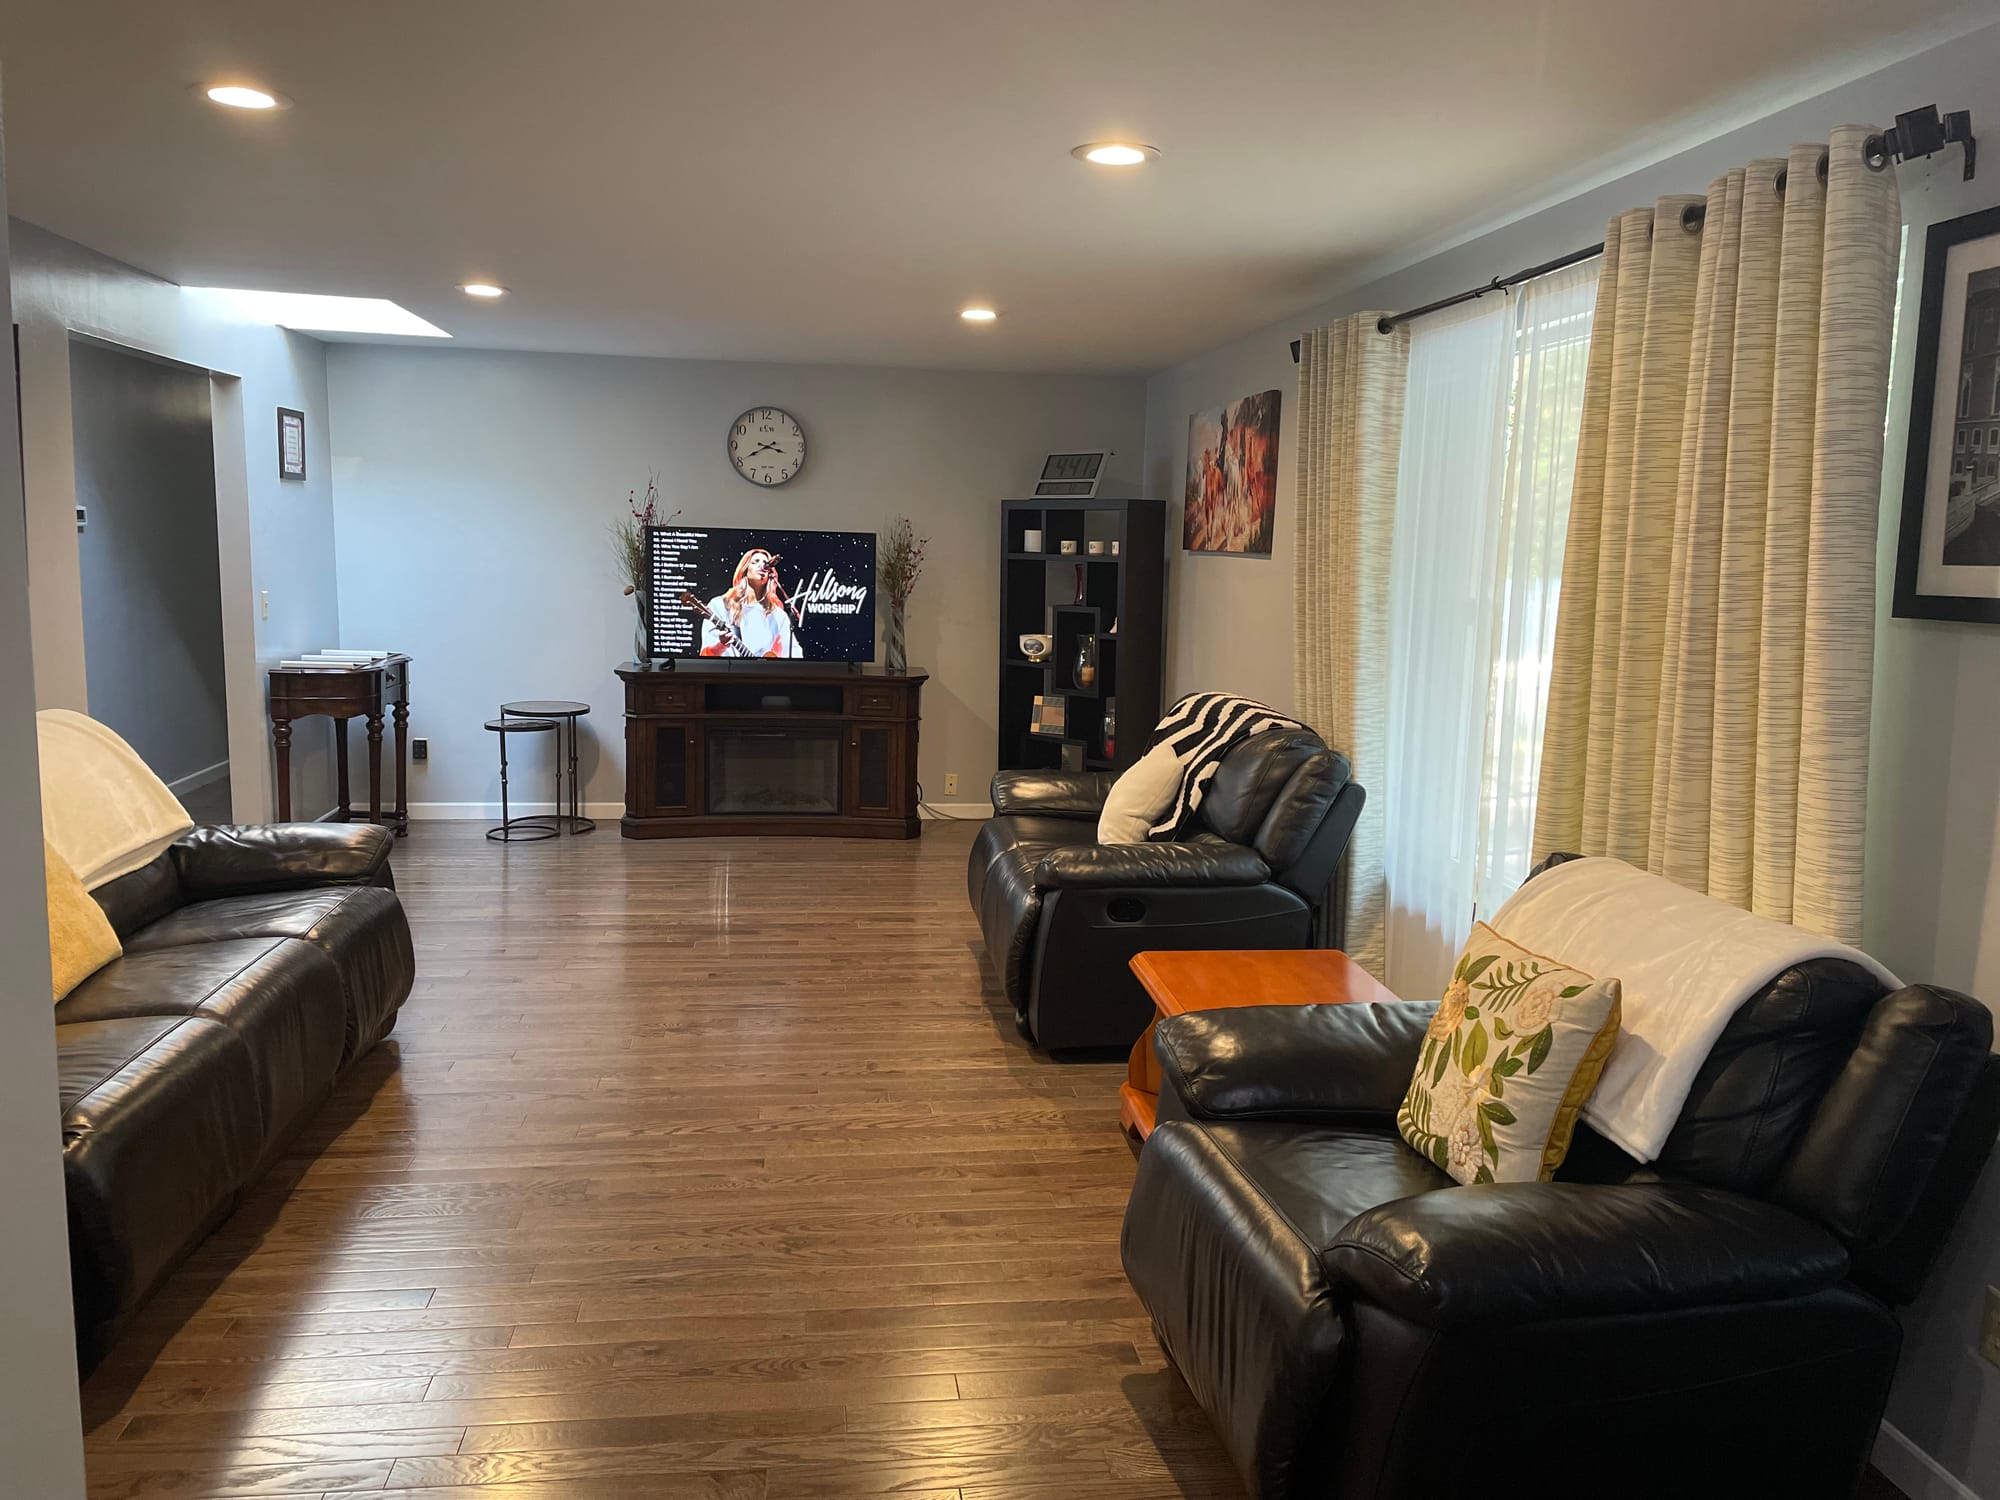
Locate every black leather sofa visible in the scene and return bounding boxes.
[967,727,1364,1051]
[1122,949,2000,1497]
[55,822,415,1366]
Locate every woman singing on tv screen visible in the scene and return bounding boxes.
[700,548,802,658]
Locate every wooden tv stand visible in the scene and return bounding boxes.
[618,663,925,839]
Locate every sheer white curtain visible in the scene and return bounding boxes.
[1379,262,1600,999]
[1381,298,1511,999]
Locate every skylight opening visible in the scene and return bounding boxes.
[183,288,450,338]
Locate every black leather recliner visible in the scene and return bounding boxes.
[1121,941,2000,1497]
[56,822,415,1367]
[967,727,1364,1050]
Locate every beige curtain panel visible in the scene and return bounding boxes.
[1532,125,1901,944]
[1295,312,1410,972]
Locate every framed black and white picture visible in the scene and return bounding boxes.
[277,407,306,482]
[1893,205,2000,621]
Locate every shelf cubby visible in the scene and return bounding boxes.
[997,498,1165,778]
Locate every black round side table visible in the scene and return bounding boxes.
[484,717,560,842]
[499,700,594,833]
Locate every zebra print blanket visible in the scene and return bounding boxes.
[1146,692,1307,841]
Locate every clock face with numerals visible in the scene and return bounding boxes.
[728,407,806,487]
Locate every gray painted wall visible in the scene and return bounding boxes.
[1142,22,2000,1497]
[0,107,89,1498]
[326,345,1147,813]
[71,338,229,787]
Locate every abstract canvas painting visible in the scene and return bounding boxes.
[1183,389,1280,555]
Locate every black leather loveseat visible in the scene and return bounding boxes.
[1122,952,2000,1497]
[968,727,1363,1051]
[55,822,415,1366]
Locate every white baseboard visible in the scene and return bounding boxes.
[407,800,626,820]
[921,801,994,821]
[167,759,229,795]
[405,800,989,822]
[1875,1420,1985,1500]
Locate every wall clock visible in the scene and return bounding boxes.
[728,406,806,487]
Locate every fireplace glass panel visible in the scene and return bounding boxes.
[706,728,841,816]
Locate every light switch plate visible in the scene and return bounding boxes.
[412,738,429,763]
[1981,1286,2000,1369]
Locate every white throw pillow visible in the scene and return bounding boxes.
[1097,739,1184,844]
[1398,923,1622,1185]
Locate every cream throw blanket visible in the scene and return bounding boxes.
[1489,857,1899,1163]
[37,710,194,890]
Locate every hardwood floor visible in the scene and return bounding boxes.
[80,820,1236,1499]
[73,819,1918,1499]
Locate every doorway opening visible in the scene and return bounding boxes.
[69,337,231,820]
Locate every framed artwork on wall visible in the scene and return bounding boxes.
[278,407,306,482]
[1893,204,2000,622]
[1184,389,1280,555]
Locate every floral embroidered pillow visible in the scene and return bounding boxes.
[1397,923,1621,1185]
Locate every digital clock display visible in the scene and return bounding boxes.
[1040,452,1106,482]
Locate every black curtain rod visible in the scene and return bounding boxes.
[1372,241,1607,336]
[1287,242,1602,364]
[1286,101,1975,363]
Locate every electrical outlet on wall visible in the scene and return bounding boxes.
[944,773,958,797]
[412,737,429,763]
[1981,1286,2000,1369]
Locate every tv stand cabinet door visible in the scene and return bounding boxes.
[628,720,699,817]
[845,721,906,819]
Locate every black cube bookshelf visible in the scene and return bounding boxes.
[999,498,1166,777]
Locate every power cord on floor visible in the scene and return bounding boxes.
[916,781,980,820]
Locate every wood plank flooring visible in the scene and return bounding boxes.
[80,820,1239,1499]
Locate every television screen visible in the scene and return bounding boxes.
[646,526,876,662]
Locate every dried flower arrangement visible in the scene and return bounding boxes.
[879,517,928,675]
[610,474,678,596]
[881,516,928,610]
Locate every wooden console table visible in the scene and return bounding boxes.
[619,663,923,839]
[1120,948,1401,1139]
[268,655,410,834]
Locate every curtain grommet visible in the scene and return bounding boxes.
[1680,203,1706,234]
[1774,166,1788,196]
[1863,135,1891,171]
[1816,149,1831,185]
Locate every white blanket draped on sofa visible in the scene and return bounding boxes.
[1489,856,1898,1162]
[37,709,194,890]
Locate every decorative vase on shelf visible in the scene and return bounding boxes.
[1102,698,1118,760]
[1072,562,1087,606]
[632,587,652,668]
[885,600,908,676]
[1074,635,1098,690]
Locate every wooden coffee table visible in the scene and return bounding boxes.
[1120,949,1401,1139]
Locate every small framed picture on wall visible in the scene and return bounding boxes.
[278,407,306,482]
[1893,204,2000,622]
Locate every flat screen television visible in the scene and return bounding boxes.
[646,525,877,662]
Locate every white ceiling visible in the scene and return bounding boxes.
[0,0,1988,373]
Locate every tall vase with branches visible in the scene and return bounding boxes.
[610,476,678,667]
[880,517,927,676]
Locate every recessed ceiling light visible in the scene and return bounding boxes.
[960,306,999,323]
[197,83,289,111]
[460,282,507,299]
[1071,142,1159,167]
